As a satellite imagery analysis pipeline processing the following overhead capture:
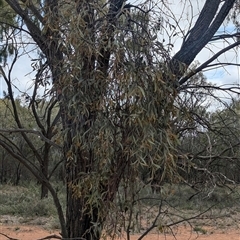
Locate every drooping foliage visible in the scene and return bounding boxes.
[1,0,240,239]
[55,3,180,237]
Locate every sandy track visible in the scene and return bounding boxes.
[0,225,240,240]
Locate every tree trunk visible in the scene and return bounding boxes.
[41,181,49,199]
[41,145,50,199]
[62,107,103,239]
[14,162,21,186]
[66,179,102,240]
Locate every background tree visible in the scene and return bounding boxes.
[175,67,240,191]
[0,41,62,198]
[0,0,16,63]
[0,90,62,198]
[0,0,240,239]
[0,97,26,185]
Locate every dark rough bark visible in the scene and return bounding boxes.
[66,172,102,239]
[62,107,104,239]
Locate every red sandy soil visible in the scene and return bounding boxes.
[0,225,240,240]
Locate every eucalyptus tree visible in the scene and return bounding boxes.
[1,0,240,239]
[0,0,16,62]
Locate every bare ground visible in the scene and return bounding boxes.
[0,215,240,240]
[0,224,240,240]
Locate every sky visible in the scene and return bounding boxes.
[0,0,240,106]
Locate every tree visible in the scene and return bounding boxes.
[1,0,240,239]
[0,98,22,184]
[201,99,240,184]
[177,97,240,190]
[174,66,240,190]
[0,92,62,196]
[0,0,16,63]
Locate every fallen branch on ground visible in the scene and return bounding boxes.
[0,233,19,240]
[37,234,62,240]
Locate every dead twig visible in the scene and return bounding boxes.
[37,235,62,240]
[0,232,19,240]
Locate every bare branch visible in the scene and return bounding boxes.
[5,0,47,53]
[179,41,240,85]
[0,128,62,149]
[37,234,62,240]
[0,233,19,240]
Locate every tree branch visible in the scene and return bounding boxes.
[170,0,236,79]
[0,233,19,240]
[179,41,240,85]
[37,234,62,240]
[0,128,62,149]
[5,0,47,54]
